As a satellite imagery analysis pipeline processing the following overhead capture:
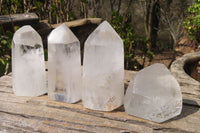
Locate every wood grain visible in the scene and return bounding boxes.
[51,18,102,29]
[0,71,199,133]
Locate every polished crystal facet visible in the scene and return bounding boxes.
[12,25,46,96]
[48,24,81,103]
[124,63,182,123]
[82,21,124,111]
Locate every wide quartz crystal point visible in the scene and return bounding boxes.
[48,24,81,103]
[82,21,124,111]
[124,63,182,123]
[12,25,46,96]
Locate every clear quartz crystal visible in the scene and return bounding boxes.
[12,25,46,96]
[82,21,124,111]
[48,24,81,103]
[124,63,182,123]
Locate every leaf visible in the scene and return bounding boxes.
[0,58,5,65]
[1,40,7,45]
[7,40,12,49]
[6,31,13,38]
[14,26,20,32]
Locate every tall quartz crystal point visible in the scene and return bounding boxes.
[82,21,124,111]
[124,63,182,123]
[12,25,46,96]
[48,24,81,103]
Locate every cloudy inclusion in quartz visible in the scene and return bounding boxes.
[12,25,46,96]
[48,24,81,103]
[82,21,124,111]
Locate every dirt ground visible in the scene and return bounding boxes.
[136,51,174,69]
[139,45,197,69]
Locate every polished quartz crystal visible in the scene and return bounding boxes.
[12,25,46,96]
[82,21,124,111]
[48,24,81,103]
[124,63,182,123]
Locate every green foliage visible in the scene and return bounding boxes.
[0,0,76,24]
[111,11,153,70]
[147,51,154,62]
[0,0,23,14]
[183,0,200,41]
[111,11,135,70]
[134,36,154,67]
[0,29,13,76]
[156,40,173,51]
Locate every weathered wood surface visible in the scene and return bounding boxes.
[0,71,200,133]
[0,13,38,23]
[51,18,102,28]
[0,13,39,32]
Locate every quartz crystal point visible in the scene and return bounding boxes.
[48,24,81,103]
[82,21,124,111]
[12,25,46,96]
[124,63,182,123]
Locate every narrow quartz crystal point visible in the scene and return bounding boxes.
[124,63,182,123]
[48,23,81,103]
[82,21,124,111]
[12,25,46,96]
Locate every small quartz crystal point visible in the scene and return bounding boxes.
[82,21,124,111]
[124,63,182,123]
[12,25,46,96]
[48,24,81,103]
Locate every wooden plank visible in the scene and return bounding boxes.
[0,13,38,24]
[0,13,39,32]
[0,71,199,133]
[51,18,102,28]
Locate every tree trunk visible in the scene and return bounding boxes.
[150,0,160,50]
[23,0,27,13]
[66,0,69,21]
[0,0,3,15]
[56,0,59,24]
[110,0,115,12]
[117,0,121,14]
[88,0,101,18]
[145,0,160,51]
[49,0,52,24]
[84,3,87,18]
[124,0,133,15]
